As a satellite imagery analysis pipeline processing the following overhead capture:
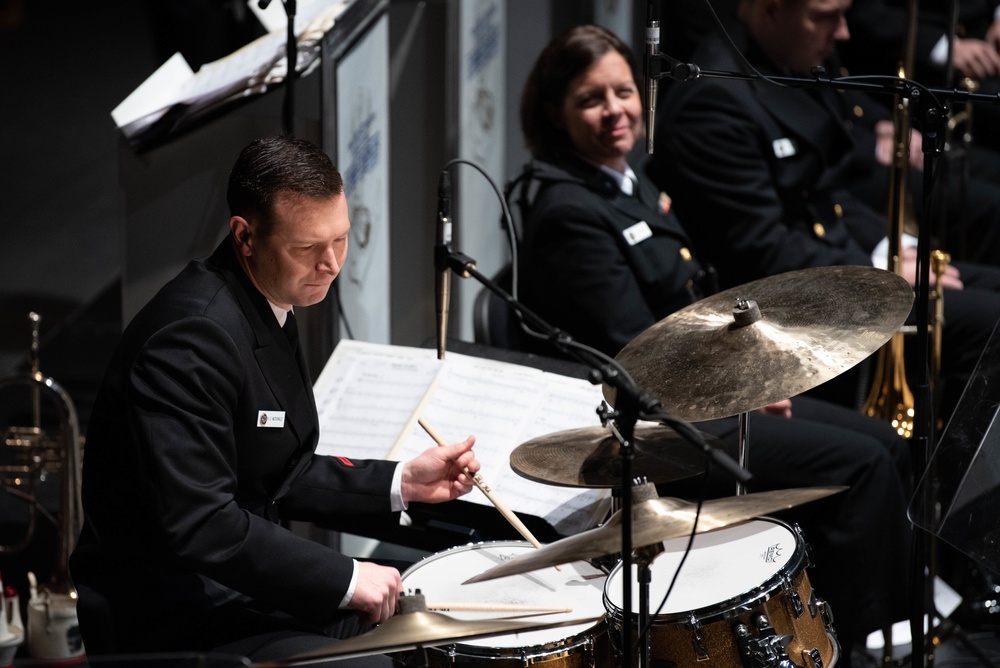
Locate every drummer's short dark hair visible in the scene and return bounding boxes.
[520,25,640,161]
[227,135,344,235]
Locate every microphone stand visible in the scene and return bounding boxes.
[440,247,750,668]
[647,55,991,668]
[258,0,298,135]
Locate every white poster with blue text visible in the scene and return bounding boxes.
[456,0,506,340]
[337,13,390,344]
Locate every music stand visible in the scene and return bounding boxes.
[911,318,1000,577]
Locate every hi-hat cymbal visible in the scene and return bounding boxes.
[606,265,913,421]
[464,486,846,584]
[510,424,726,488]
[258,609,602,666]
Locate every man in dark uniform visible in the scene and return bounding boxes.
[70,136,480,664]
[650,0,1000,420]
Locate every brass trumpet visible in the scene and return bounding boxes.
[1,312,83,596]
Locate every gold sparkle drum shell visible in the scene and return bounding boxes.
[603,519,838,668]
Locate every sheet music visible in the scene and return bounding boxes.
[313,340,611,534]
[314,340,440,460]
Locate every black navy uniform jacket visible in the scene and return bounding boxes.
[651,30,887,290]
[517,156,710,356]
[70,239,398,651]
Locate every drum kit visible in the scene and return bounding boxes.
[260,266,914,668]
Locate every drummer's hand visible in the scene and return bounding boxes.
[349,562,402,625]
[758,399,792,418]
[401,435,478,504]
[901,247,963,290]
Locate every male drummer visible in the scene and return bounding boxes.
[70,136,480,665]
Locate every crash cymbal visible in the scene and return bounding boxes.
[260,608,602,665]
[464,486,846,584]
[606,265,913,421]
[510,424,726,488]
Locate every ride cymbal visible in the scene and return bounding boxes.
[510,424,726,488]
[606,265,913,421]
[464,486,846,584]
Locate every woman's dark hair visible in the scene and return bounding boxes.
[226,135,344,234]
[520,24,640,161]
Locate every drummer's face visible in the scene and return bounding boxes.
[557,50,641,173]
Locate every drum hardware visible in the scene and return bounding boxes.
[803,646,824,668]
[736,617,798,668]
[781,575,805,619]
[688,613,708,661]
[806,591,820,620]
[634,485,667,668]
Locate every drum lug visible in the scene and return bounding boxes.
[802,646,825,668]
[736,617,797,668]
[791,523,816,569]
[817,595,835,630]
[688,612,710,661]
[781,575,804,618]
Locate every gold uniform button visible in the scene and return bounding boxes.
[679,247,693,261]
[853,105,864,118]
[813,223,826,237]
[834,203,843,218]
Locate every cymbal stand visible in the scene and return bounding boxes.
[632,485,667,668]
[440,248,751,668]
[737,412,750,496]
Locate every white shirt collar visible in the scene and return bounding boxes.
[267,301,292,327]
[598,163,639,196]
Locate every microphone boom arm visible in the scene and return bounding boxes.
[441,248,749,485]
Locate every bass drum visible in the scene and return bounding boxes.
[603,518,838,668]
[399,541,610,667]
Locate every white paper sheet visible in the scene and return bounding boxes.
[312,340,612,534]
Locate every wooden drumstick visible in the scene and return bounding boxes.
[425,602,572,614]
[417,417,553,558]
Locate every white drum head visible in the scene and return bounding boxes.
[400,541,607,649]
[605,519,799,616]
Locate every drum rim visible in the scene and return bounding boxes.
[399,540,539,580]
[602,517,809,625]
[400,540,608,655]
[407,619,608,661]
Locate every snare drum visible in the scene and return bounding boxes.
[399,541,609,667]
[603,519,838,668]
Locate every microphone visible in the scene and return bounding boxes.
[435,170,453,360]
[645,3,660,154]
